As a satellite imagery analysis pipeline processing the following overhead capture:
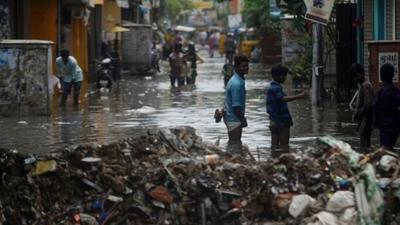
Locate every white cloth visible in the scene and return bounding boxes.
[225,121,241,132]
[48,75,61,95]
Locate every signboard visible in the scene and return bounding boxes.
[228,14,242,29]
[378,52,399,82]
[303,0,335,25]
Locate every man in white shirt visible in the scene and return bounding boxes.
[56,49,83,107]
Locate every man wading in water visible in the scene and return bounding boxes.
[223,54,250,152]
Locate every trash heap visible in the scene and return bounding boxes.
[0,126,399,225]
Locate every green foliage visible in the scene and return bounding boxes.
[242,0,282,35]
[160,0,193,22]
[279,0,307,32]
[286,34,313,83]
[282,0,346,83]
[242,0,271,28]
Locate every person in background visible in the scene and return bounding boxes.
[224,54,250,144]
[373,63,400,150]
[218,32,226,57]
[250,45,262,63]
[222,61,234,87]
[351,63,374,151]
[199,30,208,46]
[174,31,183,45]
[169,43,186,87]
[56,49,83,107]
[162,29,174,60]
[151,41,161,72]
[266,64,307,150]
[224,33,237,64]
[185,42,204,85]
[208,32,218,58]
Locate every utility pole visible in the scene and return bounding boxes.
[311,22,323,106]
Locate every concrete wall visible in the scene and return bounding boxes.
[363,0,373,76]
[0,40,52,116]
[0,0,10,39]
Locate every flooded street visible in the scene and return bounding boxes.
[0,50,373,154]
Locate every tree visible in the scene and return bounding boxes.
[282,0,350,93]
[279,0,306,16]
[243,0,271,28]
[242,0,283,36]
[279,0,312,83]
[160,0,193,24]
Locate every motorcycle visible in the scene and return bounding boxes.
[96,58,114,91]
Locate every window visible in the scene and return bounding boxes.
[373,0,385,40]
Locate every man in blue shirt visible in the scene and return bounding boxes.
[224,54,249,143]
[373,63,400,150]
[56,49,83,107]
[266,64,307,149]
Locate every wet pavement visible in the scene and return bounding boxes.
[0,50,377,154]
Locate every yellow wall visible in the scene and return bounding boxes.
[29,0,57,73]
[71,18,88,78]
[103,0,121,40]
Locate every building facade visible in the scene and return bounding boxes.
[360,0,400,75]
[0,0,11,39]
[0,0,149,115]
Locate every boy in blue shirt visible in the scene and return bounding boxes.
[224,54,249,143]
[267,64,307,149]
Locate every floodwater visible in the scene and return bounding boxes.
[0,50,377,155]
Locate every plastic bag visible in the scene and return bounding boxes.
[325,191,355,214]
[289,194,316,218]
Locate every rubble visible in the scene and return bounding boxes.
[0,127,399,225]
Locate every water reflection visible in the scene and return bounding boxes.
[0,51,370,155]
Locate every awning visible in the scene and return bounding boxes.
[174,25,196,32]
[109,26,130,33]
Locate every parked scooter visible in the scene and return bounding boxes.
[108,51,121,80]
[96,58,114,91]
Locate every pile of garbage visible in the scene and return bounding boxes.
[0,126,399,225]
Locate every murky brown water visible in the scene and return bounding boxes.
[0,50,378,154]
